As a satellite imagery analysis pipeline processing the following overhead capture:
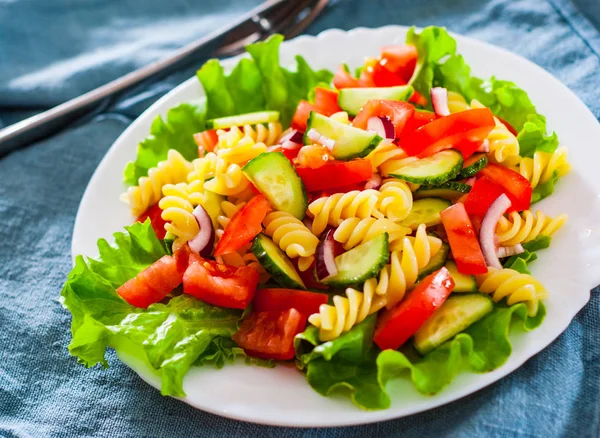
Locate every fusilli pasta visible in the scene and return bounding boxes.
[263,211,319,272]
[471,100,520,166]
[121,150,192,217]
[213,126,268,165]
[368,142,419,175]
[377,178,413,222]
[187,152,250,197]
[333,217,410,251]
[447,91,470,113]
[158,183,200,250]
[517,147,570,189]
[496,210,567,246]
[476,268,548,316]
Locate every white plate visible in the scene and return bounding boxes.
[72,26,600,427]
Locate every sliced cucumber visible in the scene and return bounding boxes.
[400,197,451,230]
[417,241,450,280]
[413,293,494,355]
[206,111,280,130]
[321,233,389,287]
[414,182,471,200]
[304,112,382,160]
[445,260,478,293]
[390,150,463,185]
[163,231,175,255]
[338,86,414,116]
[459,153,488,178]
[243,152,308,220]
[252,234,306,289]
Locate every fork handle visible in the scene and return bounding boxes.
[0,0,287,157]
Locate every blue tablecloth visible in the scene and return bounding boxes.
[1,0,599,436]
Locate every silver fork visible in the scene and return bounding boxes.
[0,0,329,157]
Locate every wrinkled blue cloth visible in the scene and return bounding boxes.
[1,0,599,436]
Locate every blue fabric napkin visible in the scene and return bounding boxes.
[1,0,599,436]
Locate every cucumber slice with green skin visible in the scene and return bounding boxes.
[304,112,382,160]
[417,241,450,280]
[445,260,478,293]
[413,293,494,355]
[206,111,280,130]
[400,197,452,230]
[243,152,308,220]
[338,86,414,116]
[252,234,306,289]
[458,153,488,178]
[390,150,463,185]
[414,182,472,200]
[163,231,175,255]
[321,233,389,287]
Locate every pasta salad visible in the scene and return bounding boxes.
[61,26,569,410]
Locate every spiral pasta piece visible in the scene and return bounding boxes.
[377,178,413,222]
[476,268,548,316]
[216,243,269,283]
[158,183,200,250]
[517,147,570,189]
[471,100,520,166]
[308,189,383,235]
[223,122,282,147]
[496,210,567,246]
[263,211,319,271]
[192,153,250,196]
[447,91,470,113]
[121,150,192,217]
[213,126,268,165]
[368,142,419,175]
[333,217,411,251]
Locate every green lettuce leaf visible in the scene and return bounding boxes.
[517,114,559,158]
[503,235,552,274]
[296,303,545,410]
[531,171,560,204]
[123,103,206,186]
[61,220,243,396]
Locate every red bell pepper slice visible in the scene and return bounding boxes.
[478,163,532,212]
[440,203,488,275]
[398,108,496,158]
[333,65,371,89]
[253,288,328,315]
[233,308,306,361]
[374,267,454,351]
[352,100,415,138]
[380,44,418,82]
[295,159,373,192]
[314,87,342,115]
[463,176,506,217]
[214,194,271,256]
[403,110,437,134]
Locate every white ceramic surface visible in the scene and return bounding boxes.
[71,26,600,427]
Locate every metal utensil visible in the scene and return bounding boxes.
[0,0,328,157]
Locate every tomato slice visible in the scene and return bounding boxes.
[332,65,371,89]
[183,255,259,309]
[266,145,299,162]
[233,308,306,360]
[478,163,532,212]
[116,246,190,308]
[463,176,506,217]
[295,159,373,192]
[292,100,321,131]
[374,267,454,351]
[352,100,415,138]
[314,87,342,115]
[253,288,328,315]
[380,44,418,82]
[440,203,488,275]
[193,129,219,153]
[214,194,271,256]
[361,59,405,87]
[398,108,496,158]
[136,204,167,240]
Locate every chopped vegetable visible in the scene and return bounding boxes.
[295,159,373,192]
[253,288,328,315]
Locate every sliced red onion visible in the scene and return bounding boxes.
[278,128,304,146]
[302,216,313,230]
[306,129,335,151]
[479,193,512,269]
[367,116,395,139]
[315,228,338,280]
[496,244,525,258]
[365,173,382,190]
[188,205,215,257]
[282,140,302,150]
[431,87,450,117]
[476,139,490,153]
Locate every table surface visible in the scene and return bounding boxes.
[0,0,599,437]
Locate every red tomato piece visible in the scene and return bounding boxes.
[398,108,496,158]
[266,144,299,162]
[463,176,506,217]
[253,288,328,315]
[116,246,190,308]
[183,257,259,309]
[374,267,454,351]
[361,60,406,87]
[332,65,371,89]
[440,203,488,275]
[295,159,373,192]
[193,129,219,154]
[214,194,271,256]
[233,308,306,360]
[136,204,167,240]
[352,100,415,138]
[292,100,321,131]
[409,91,429,107]
[478,163,532,212]
[314,87,342,115]
[380,44,418,82]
